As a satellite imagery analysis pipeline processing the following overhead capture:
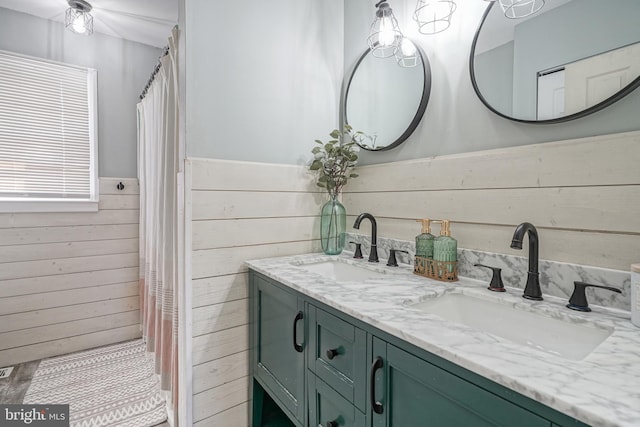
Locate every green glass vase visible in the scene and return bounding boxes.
[320,195,346,255]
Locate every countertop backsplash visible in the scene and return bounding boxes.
[345,232,631,312]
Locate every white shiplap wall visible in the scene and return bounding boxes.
[0,177,141,366]
[187,158,323,426]
[343,131,640,271]
[185,131,640,424]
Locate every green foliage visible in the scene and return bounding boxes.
[310,125,365,197]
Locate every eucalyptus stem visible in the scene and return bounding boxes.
[309,125,366,197]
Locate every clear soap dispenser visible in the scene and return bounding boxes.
[415,219,435,259]
[433,220,457,268]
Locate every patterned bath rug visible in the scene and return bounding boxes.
[23,339,167,427]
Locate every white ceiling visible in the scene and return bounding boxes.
[0,0,178,48]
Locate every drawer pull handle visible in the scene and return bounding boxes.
[326,348,339,360]
[370,356,384,414]
[326,421,338,427]
[293,311,304,353]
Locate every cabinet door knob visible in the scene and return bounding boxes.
[326,421,338,427]
[293,311,304,353]
[326,348,339,360]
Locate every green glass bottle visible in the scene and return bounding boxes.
[320,195,346,255]
[433,220,457,274]
[415,219,435,258]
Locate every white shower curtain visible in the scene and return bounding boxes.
[137,27,179,419]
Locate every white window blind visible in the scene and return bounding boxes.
[0,51,97,211]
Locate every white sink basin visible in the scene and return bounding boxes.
[297,260,391,282]
[409,293,613,360]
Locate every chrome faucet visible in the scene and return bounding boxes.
[510,222,542,301]
[353,213,378,263]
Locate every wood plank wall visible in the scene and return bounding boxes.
[187,158,323,426]
[343,131,640,271]
[0,177,141,367]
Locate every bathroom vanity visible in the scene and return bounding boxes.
[247,253,640,427]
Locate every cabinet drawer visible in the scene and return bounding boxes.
[308,374,365,427]
[308,305,367,411]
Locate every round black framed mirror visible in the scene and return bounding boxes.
[470,0,640,124]
[343,41,431,151]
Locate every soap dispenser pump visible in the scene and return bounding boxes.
[415,219,435,259]
[433,220,457,267]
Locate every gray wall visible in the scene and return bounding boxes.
[185,0,344,164]
[345,0,640,165]
[0,7,161,178]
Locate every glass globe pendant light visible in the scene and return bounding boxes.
[65,0,94,35]
[367,1,403,58]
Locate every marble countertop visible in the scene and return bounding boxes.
[246,252,640,427]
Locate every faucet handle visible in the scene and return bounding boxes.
[474,264,505,292]
[387,249,409,267]
[350,241,363,259]
[567,281,622,312]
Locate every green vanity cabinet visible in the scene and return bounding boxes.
[370,337,550,427]
[251,273,306,425]
[249,270,589,427]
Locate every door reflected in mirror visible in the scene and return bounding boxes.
[344,42,431,151]
[471,0,640,123]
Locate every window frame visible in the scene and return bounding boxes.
[0,50,99,213]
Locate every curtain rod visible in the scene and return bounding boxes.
[139,45,170,101]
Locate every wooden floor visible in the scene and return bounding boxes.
[0,361,39,404]
[0,360,170,427]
